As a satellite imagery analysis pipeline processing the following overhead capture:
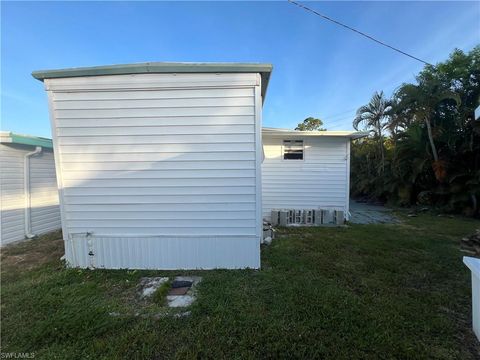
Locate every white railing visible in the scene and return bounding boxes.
[464,256,480,341]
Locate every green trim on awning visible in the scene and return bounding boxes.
[32,62,273,100]
[1,132,53,149]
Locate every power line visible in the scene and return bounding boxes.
[324,113,360,128]
[327,117,354,127]
[328,121,354,130]
[320,108,358,121]
[325,117,354,126]
[322,115,353,126]
[287,0,433,66]
[322,107,358,121]
[323,111,358,124]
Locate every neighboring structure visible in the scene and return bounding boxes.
[33,62,272,270]
[262,128,367,224]
[0,132,61,246]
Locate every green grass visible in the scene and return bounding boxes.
[1,214,480,359]
[152,280,172,306]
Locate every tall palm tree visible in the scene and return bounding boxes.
[394,80,461,181]
[353,91,392,173]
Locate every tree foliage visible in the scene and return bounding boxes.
[295,117,326,131]
[353,91,392,173]
[351,46,480,216]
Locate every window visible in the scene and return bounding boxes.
[283,140,304,160]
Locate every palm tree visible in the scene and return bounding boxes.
[394,80,461,181]
[353,91,392,173]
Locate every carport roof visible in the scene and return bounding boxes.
[262,127,368,139]
[0,131,53,148]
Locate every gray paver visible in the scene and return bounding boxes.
[349,201,399,224]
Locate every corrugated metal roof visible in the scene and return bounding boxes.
[32,62,273,100]
[262,127,368,139]
[0,131,53,148]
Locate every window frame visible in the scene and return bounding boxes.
[282,139,305,161]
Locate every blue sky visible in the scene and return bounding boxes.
[1,1,479,138]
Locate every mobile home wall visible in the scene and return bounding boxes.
[44,72,263,269]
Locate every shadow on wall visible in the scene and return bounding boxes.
[1,143,62,246]
[1,204,62,247]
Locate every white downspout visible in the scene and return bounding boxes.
[24,146,42,239]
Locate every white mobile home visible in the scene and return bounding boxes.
[33,62,272,270]
[0,132,61,245]
[262,128,366,224]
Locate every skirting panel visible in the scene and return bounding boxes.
[64,234,260,270]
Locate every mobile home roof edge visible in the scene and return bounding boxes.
[32,62,273,99]
[0,131,53,148]
[262,127,369,139]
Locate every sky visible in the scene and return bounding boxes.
[1,1,479,138]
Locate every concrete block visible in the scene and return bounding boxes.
[322,210,334,224]
[335,210,345,225]
[271,210,279,226]
[304,210,314,224]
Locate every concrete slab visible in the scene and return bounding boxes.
[166,276,202,308]
[167,295,195,308]
[138,277,169,298]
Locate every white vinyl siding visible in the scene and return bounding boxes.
[30,150,62,235]
[1,144,25,244]
[0,143,61,245]
[45,72,262,269]
[262,135,349,221]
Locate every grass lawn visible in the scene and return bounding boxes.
[1,214,480,359]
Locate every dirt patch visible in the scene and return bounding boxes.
[1,230,63,272]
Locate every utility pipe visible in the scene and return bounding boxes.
[24,146,42,239]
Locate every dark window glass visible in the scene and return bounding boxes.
[283,140,303,160]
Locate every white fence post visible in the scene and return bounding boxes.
[464,256,480,341]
